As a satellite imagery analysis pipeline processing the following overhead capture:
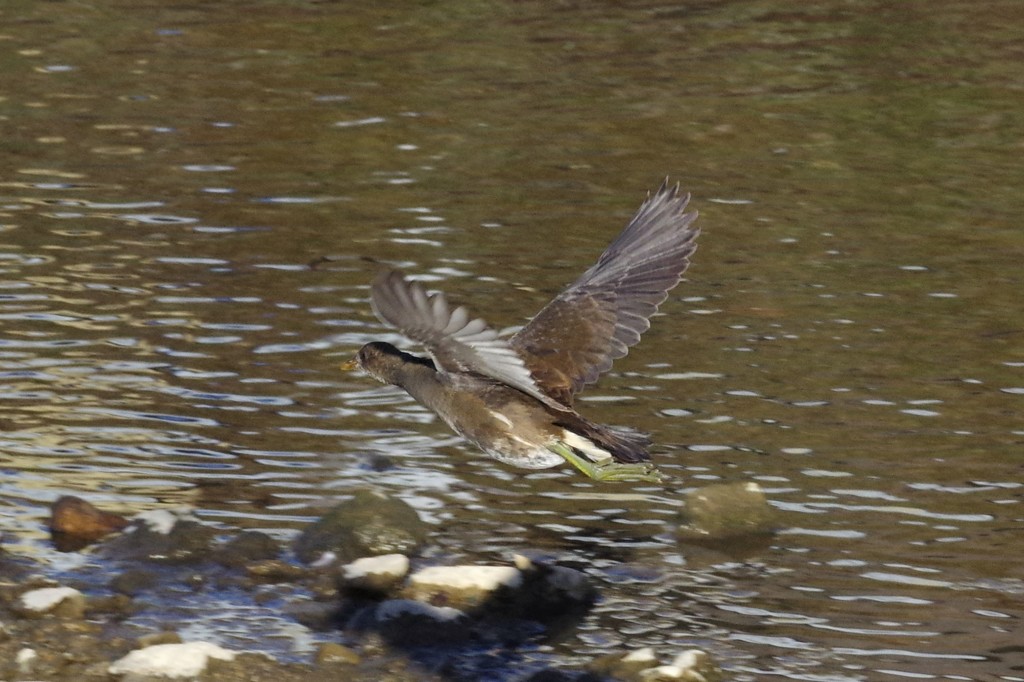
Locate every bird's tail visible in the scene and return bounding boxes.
[555,417,651,464]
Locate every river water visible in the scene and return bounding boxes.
[2,1,1022,680]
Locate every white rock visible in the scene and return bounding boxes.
[409,565,522,593]
[341,554,409,580]
[108,641,238,678]
[16,647,37,672]
[623,646,658,662]
[640,665,686,681]
[19,586,82,612]
[132,509,181,534]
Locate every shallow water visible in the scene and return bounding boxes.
[2,1,1023,679]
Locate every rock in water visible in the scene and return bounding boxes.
[294,489,429,564]
[677,481,776,541]
[50,496,128,550]
[99,510,217,564]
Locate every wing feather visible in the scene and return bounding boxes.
[369,269,569,411]
[510,179,700,406]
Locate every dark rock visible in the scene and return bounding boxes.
[294,490,429,564]
[282,600,339,630]
[0,544,32,583]
[215,530,282,568]
[99,510,217,564]
[372,599,472,646]
[500,555,596,622]
[524,670,606,682]
[109,568,158,596]
[84,594,135,618]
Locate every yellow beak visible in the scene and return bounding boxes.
[340,357,359,371]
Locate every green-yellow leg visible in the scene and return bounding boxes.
[548,442,666,483]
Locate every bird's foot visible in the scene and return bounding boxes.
[548,443,666,483]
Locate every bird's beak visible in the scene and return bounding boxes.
[340,357,359,371]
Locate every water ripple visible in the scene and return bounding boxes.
[798,503,993,523]
[75,408,220,427]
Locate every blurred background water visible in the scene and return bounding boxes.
[1,1,1022,679]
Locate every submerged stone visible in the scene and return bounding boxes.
[294,489,429,564]
[214,530,282,568]
[677,482,776,541]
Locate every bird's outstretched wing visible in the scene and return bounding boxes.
[510,179,700,407]
[369,268,570,411]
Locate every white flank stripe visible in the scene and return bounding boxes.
[561,430,612,462]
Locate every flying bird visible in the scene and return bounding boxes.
[344,180,699,481]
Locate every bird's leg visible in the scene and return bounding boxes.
[547,442,666,483]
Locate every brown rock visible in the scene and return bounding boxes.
[315,642,360,665]
[49,496,128,548]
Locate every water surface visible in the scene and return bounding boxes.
[2,1,1022,679]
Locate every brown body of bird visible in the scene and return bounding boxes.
[345,180,699,481]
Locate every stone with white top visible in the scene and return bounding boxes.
[406,564,522,609]
[338,553,410,594]
[16,586,86,619]
[108,641,238,679]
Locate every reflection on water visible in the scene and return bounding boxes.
[2,0,1023,678]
